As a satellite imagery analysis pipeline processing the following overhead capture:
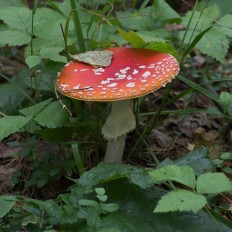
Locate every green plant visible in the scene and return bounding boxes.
[0,0,232,231]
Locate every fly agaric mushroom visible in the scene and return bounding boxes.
[56,47,179,162]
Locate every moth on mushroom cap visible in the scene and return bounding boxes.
[57,47,180,162]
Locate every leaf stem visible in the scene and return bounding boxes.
[70,0,86,53]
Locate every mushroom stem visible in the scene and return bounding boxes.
[102,100,136,162]
[104,134,126,162]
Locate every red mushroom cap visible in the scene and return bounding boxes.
[56,47,179,101]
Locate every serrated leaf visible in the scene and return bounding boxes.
[145,41,179,59]
[196,28,229,63]
[0,29,31,46]
[154,189,207,213]
[19,98,53,117]
[149,165,196,188]
[0,7,32,33]
[25,56,42,69]
[153,0,181,22]
[0,116,32,140]
[34,101,69,128]
[0,196,17,218]
[179,5,231,63]
[40,47,66,63]
[117,28,145,48]
[197,172,232,194]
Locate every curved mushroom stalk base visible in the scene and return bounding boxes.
[102,100,136,163]
[104,135,126,162]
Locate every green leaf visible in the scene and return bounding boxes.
[153,0,181,22]
[25,55,42,69]
[196,28,229,63]
[78,162,153,189]
[19,98,53,117]
[34,101,69,128]
[145,41,179,59]
[95,188,106,196]
[137,30,167,42]
[197,172,232,194]
[154,189,207,213]
[78,199,99,209]
[35,127,74,142]
[117,28,145,48]
[169,147,214,176]
[0,7,32,33]
[116,7,155,31]
[149,165,196,188]
[179,5,231,63]
[0,29,31,46]
[97,195,108,202]
[0,116,32,141]
[220,152,232,160]
[219,92,232,105]
[214,14,232,36]
[40,47,67,63]
[100,203,119,213]
[0,0,25,7]
[0,196,17,218]
[100,179,231,231]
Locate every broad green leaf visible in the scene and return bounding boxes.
[0,83,27,114]
[153,0,181,22]
[0,29,31,46]
[78,199,99,209]
[100,179,231,232]
[35,127,74,142]
[25,56,42,69]
[215,14,232,37]
[220,152,232,160]
[117,28,145,48]
[0,196,17,218]
[179,5,231,63]
[145,41,179,59]
[19,98,53,117]
[34,18,67,40]
[0,7,32,33]
[159,147,214,176]
[154,189,207,213]
[0,0,25,7]
[116,7,155,31]
[137,30,167,42]
[100,203,119,212]
[34,101,69,128]
[40,47,67,63]
[196,27,229,63]
[197,172,232,194]
[150,165,196,188]
[78,162,153,189]
[0,116,31,141]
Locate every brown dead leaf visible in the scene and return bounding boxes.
[194,127,220,142]
[148,129,173,148]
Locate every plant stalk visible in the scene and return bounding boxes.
[70,0,86,53]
